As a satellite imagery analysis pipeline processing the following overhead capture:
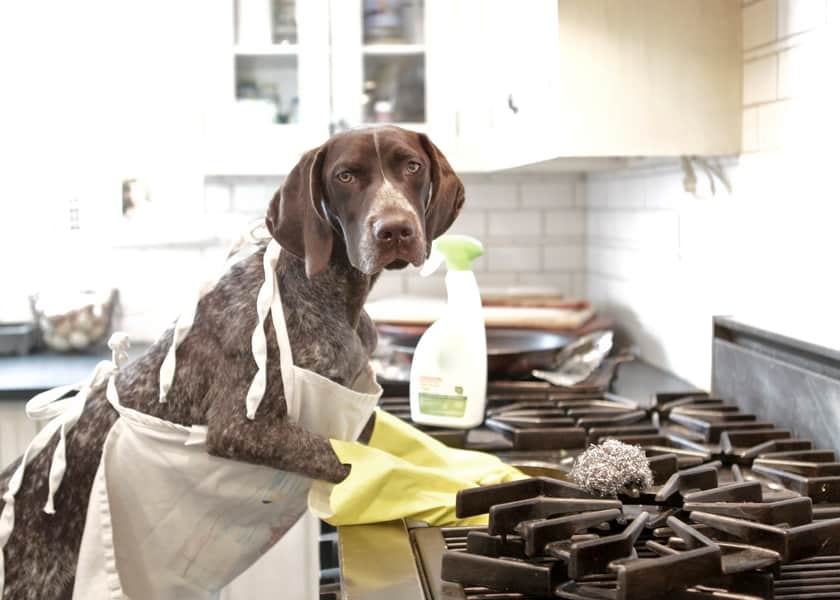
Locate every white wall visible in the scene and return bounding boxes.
[585,0,840,388]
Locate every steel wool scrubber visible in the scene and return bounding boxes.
[569,439,653,497]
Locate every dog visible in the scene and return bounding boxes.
[0,125,464,599]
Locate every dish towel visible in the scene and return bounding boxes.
[309,409,526,527]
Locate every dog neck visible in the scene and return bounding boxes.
[277,238,376,328]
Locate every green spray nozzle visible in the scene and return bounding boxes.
[420,235,484,276]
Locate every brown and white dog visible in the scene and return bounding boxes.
[0,126,464,599]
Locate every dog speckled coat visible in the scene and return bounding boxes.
[0,126,464,599]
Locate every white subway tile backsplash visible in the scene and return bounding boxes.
[204,183,232,214]
[232,182,272,214]
[369,271,406,300]
[587,245,679,282]
[757,100,791,149]
[573,181,587,207]
[609,177,647,207]
[778,0,826,38]
[743,55,778,105]
[743,0,777,49]
[571,272,586,297]
[485,246,541,272]
[517,272,574,295]
[447,210,486,237]
[645,171,689,208]
[778,42,819,98]
[107,174,589,338]
[586,179,610,207]
[488,210,542,237]
[476,272,521,288]
[543,245,584,271]
[585,176,646,208]
[587,210,679,251]
[519,181,576,207]
[742,107,760,152]
[463,182,517,208]
[545,209,585,237]
[405,273,445,296]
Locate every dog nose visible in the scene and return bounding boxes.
[373,217,415,244]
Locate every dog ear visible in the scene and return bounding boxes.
[266,146,333,278]
[417,133,465,253]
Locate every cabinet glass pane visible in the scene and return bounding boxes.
[235,0,297,46]
[363,54,425,123]
[363,0,423,44]
[235,55,300,124]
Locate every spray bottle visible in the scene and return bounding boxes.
[409,235,487,428]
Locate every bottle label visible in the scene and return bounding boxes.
[418,377,467,417]
[418,393,467,417]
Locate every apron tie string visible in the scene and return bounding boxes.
[0,333,130,597]
[156,220,295,421]
[158,221,270,403]
[244,238,295,420]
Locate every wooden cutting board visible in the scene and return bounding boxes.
[365,296,597,332]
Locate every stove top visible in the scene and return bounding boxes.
[378,379,652,457]
[402,390,840,600]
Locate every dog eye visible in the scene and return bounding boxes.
[406,161,421,174]
[336,170,355,183]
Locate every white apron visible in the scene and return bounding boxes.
[0,233,381,599]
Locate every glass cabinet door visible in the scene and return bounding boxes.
[361,0,425,124]
[233,0,301,125]
[206,0,444,174]
[203,0,330,174]
[330,0,428,131]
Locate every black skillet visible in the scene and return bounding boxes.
[380,327,573,379]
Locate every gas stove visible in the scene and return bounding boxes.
[392,389,840,600]
[332,319,840,600]
[420,390,840,598]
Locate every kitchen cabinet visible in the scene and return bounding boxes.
[202,0,331,176]
[203,0,457,176]
[453,0,742,171]
[202,0,740,176]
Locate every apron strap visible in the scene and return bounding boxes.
[154,220,297,420]
[0,333,129,598]
[244,239,297,420]
[158,221,270,403]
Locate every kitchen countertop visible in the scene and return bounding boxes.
[0,345,692,403]
[0,344,150,400]
[336,359,698,600]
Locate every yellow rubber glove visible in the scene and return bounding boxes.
[308,409,526,527]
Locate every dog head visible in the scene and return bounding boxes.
[266,126,465,277]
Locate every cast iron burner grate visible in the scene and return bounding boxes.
[379,386,658,453]
[411,392,840,600]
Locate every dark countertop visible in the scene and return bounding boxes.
[0,344,693,404]
[0,345,150,400]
